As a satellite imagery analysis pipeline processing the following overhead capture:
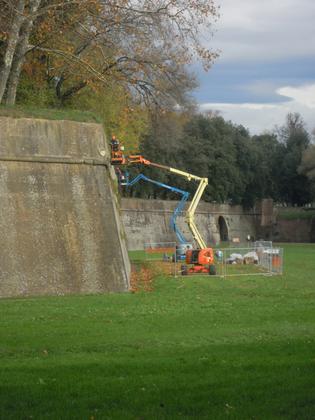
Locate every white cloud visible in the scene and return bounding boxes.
[277,84,315,108]
[199,83,315,134]
[197,2,315,132]
[211,0,315,61]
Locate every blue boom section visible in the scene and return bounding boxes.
[125,173,189,244]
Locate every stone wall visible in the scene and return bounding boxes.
[254,203,315,243]
[272,218,315,243]
[0,117,130,298]
[121,198,258,250]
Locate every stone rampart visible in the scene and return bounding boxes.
[0,117,130,298]
[121,198,258,250]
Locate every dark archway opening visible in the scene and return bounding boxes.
[218,216,229,242]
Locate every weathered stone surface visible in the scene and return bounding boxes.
[0,117,108,159]
[272,219,314,243]
[120,198,257,249]
[0,117,130,298]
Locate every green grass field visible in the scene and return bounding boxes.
[0,105,101,123]
[1,244,315,419]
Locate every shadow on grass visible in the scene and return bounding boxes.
[1,340,315,419]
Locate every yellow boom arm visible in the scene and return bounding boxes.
[124,155,209,249]
[169,168,208,249]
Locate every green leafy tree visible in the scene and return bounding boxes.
[276,113,312,205]
[300,145,315,180]
[125,110,189,199]
[251,133,283,201]
[299,144,315,202]
[122,111,314,208]
[133,113,256,205]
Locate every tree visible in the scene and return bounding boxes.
[299,145,315,201]
[0,0,87,104]
[300,146,315,181]
[0,0,219,106]
[5,0,42,104]
[276,113,312,205]
[125,110,190,199]
[0,0,26,102]
[121,110,314,207]
[251,133,282,201]
[134,113,260,206]
[73,81,150,150]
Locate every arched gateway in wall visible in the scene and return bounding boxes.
[218,216,229,242]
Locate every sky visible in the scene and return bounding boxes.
[193,0,315,135]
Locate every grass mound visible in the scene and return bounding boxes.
[1,243,315,418]
[0,105,101,123]
[277,208,315,220]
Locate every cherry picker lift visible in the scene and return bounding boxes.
[122,173,191,249]
[110,136,216,275]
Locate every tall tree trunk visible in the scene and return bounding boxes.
[5,0,42,105]
[0,0,25,103]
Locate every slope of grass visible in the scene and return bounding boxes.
[0,105,101,123]
[277,208,315,220]
[1,243,315,419]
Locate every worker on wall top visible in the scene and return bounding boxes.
[110,135,126,165]
[111,135,120,152]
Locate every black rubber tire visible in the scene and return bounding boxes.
[209,264,216,275]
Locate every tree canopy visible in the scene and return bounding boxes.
[0,0,219,106]
[124,111,315,207]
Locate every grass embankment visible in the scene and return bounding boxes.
[0,105,101,123]
[1,244,315,419]
[277,208,315,220]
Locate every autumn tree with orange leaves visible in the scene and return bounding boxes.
[0,0,219,106]
[0,0,94,104]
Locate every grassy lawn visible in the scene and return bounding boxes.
[1,244,315,419]
[0,105,101,124]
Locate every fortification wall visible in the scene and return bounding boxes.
[121,198,258,250]
[0,117,130,298]
[273,219,315,243]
